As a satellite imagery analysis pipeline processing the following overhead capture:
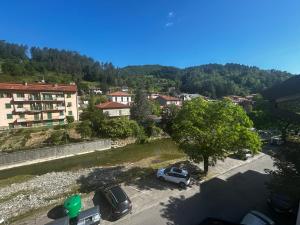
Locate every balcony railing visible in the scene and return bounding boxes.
[56,106,65,110]
[15,108,26,112]
[14,98,28,102]
[16,118,26,123]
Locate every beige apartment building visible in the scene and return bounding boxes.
[0,82,78,129]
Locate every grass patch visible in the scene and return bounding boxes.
[0,174,34,188]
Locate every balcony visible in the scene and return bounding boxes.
[59,115,65,119]
[15,108,26,112]
[30,107,42,112]
[56,97,65,101]
[14,98,28,102]
[16,118,26,123]
[56,106,65,110]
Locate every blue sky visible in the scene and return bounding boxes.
[1,0,300,73]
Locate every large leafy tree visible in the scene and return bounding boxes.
[172,98,261,174]
[266,144,300,200]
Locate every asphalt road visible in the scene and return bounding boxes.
[108,154,294,225]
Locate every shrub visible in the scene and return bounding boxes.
[66,116,74,124]
[47,130,69,145]
[77,121,92,139]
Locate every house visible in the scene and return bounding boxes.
[89,88,102,95]
[96,101,130,117]
[0,82,78,129]
[178,93,202,101]
[148,93,160,100]
[107,91,132,105]
[156,95,182,107]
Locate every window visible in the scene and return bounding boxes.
[34,114,40,121]
[17,93,24,98]
[5,103,11,109]
[67,93,71,98]
[60,111,64,116]
[47,112,52,119]
[68,111,73,116]
[67,102,72,107]
[6,114,13,119]
[17,104,23,108]
[19,114,25,119]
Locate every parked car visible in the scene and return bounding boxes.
[234,149,253,160]
[241,210,274,225]
[267,192,298,214]
[270,136,284,145]
[100,185,132,220]
[157,167,191,188]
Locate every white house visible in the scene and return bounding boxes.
[107,91,132,105]
[96,101,130,117]
[156,95,182,108]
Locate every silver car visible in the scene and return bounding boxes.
[157,167,191,188]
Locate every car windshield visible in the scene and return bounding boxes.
[164,168,171,174]
[110,186,127,203]
[172,168,182,173]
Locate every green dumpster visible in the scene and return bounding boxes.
[63,195,81,219]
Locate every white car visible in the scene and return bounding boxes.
[241,210,275,225]
[157,167,191,188]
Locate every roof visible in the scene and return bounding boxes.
[158,95,181,101]
[107,91,131,96]
[96,101,130,109]
[0,82,77,92]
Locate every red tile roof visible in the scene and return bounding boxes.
[96,101,130,109]
[0,82,77,92]
[158,95,180,101]
[107,91,131,96]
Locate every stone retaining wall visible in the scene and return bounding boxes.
[0,139,111,168]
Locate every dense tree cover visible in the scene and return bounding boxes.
[180,64,291,98]
[249,95,300,142]
[0,41,293,97]
[172,98,261,174]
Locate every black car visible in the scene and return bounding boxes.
[101,185,132,220]
[267,193,298,214]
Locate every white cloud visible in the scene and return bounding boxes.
[165,22,174,27]
[168,11,175,18]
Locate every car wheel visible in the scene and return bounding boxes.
[179,182,186,189]
[158,176,165,182]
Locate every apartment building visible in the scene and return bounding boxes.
[0,82,78,129]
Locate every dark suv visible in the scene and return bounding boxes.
[101,185,132,220]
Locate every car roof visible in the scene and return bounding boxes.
[107,186,127,203]
[241,211,274,225]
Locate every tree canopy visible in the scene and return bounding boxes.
[172,98,261,174]
[0,40,293,97]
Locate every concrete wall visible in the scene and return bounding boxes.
[0,139,111,168]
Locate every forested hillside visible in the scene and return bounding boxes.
[0,40,294,97]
